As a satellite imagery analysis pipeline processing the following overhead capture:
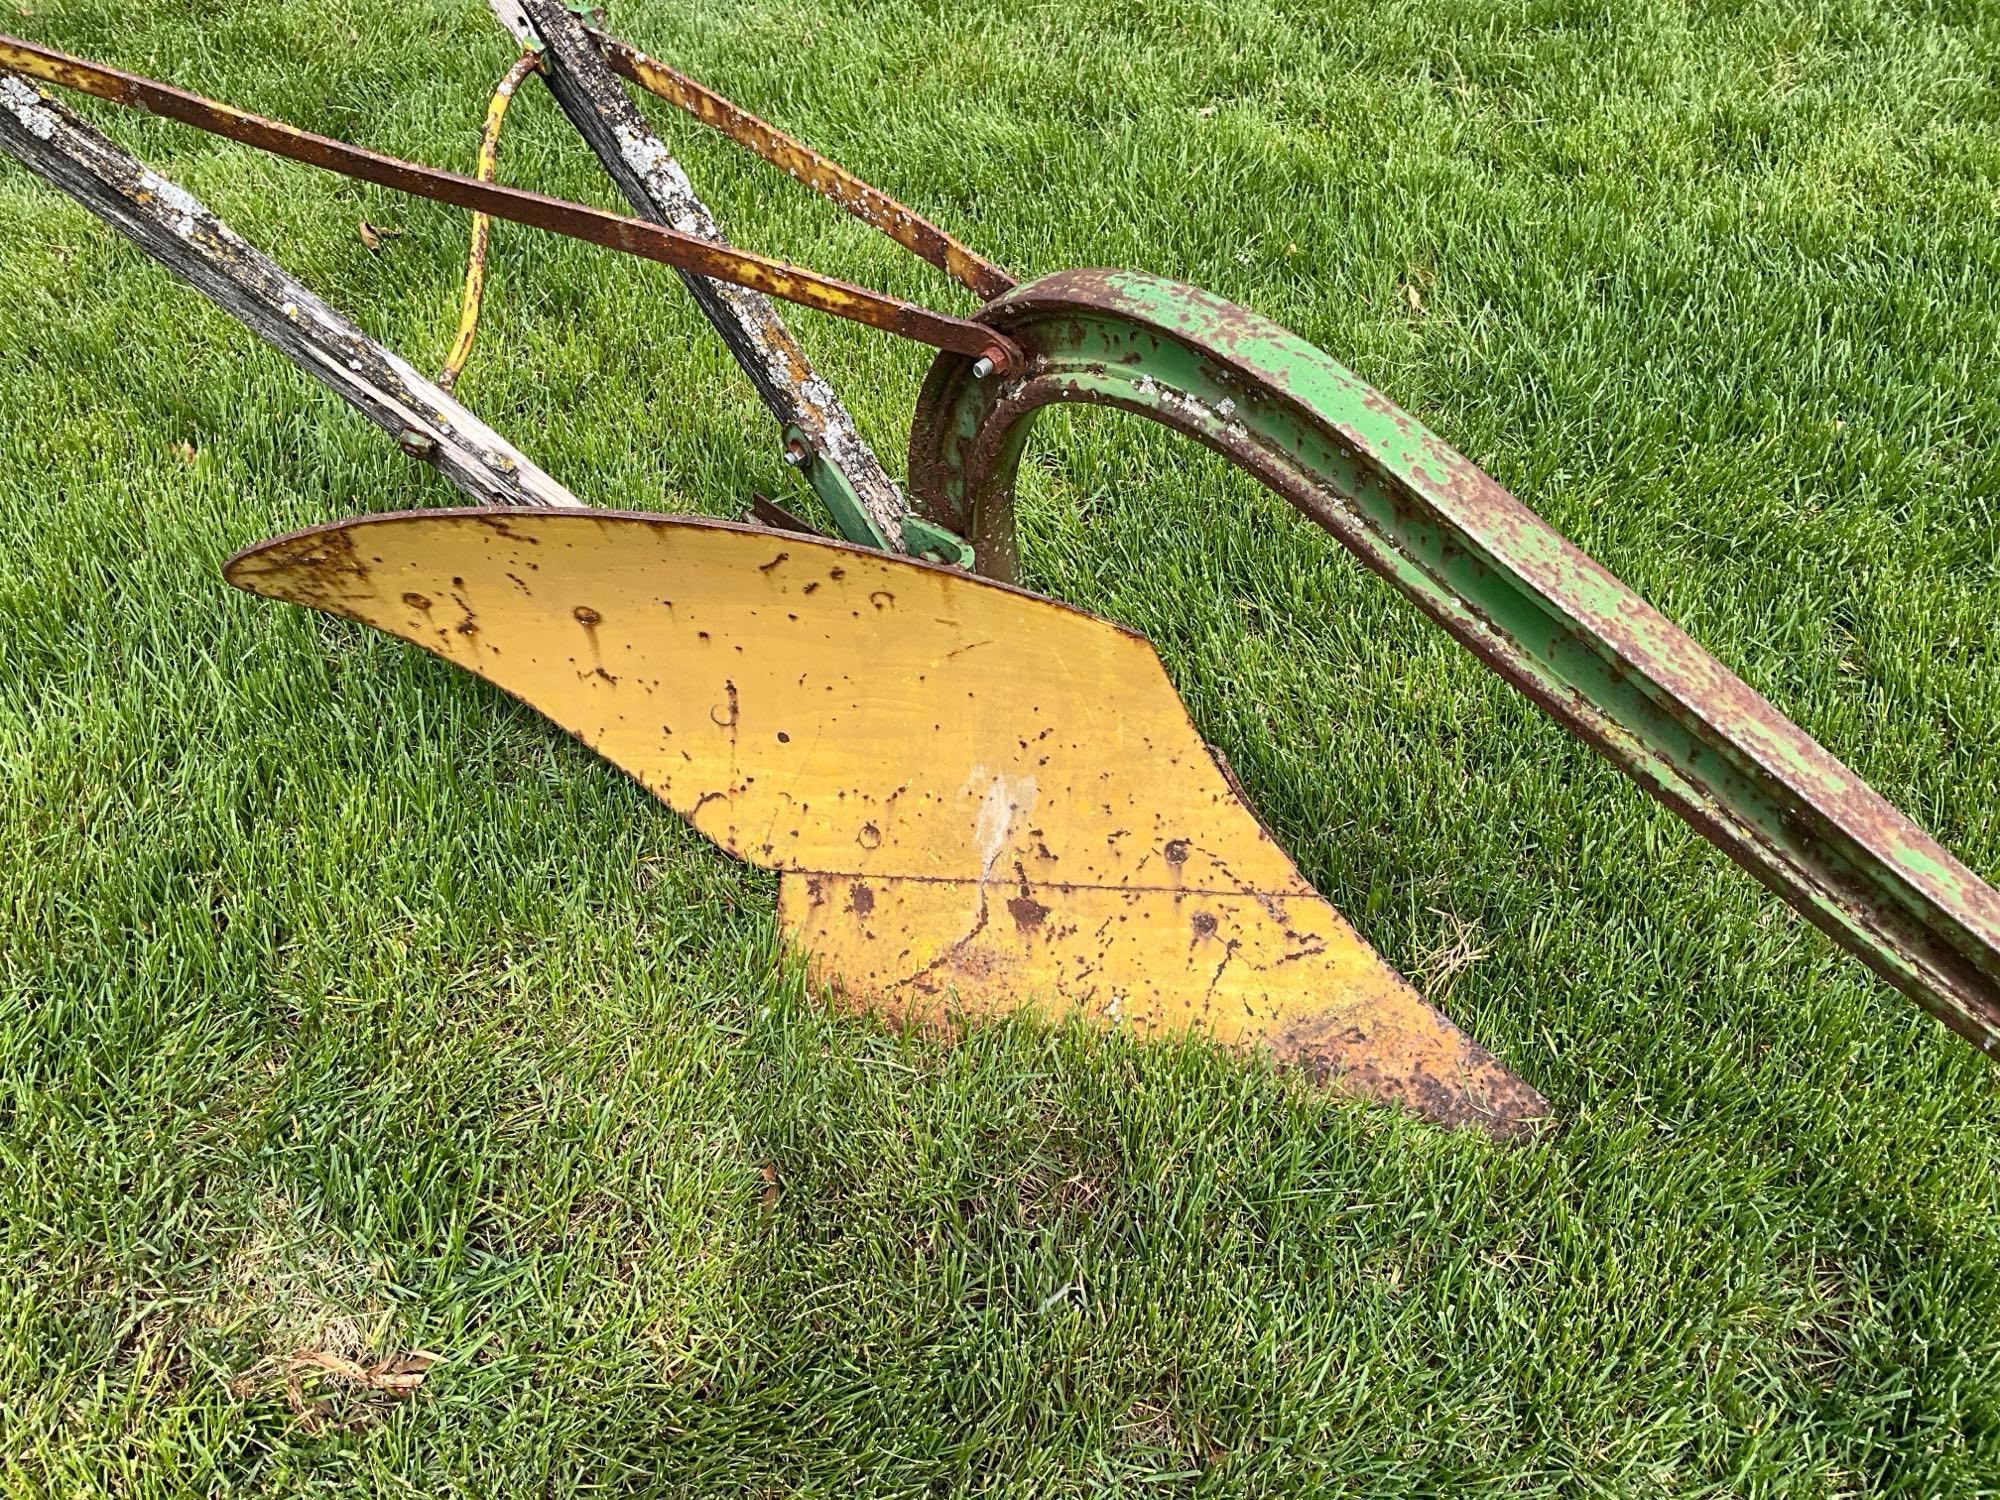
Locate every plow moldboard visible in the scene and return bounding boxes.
[226,508,1548,1138]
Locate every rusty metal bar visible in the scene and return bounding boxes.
[438,47,543,392]
[908,268,2000,1058]
[0,32,1019,369]
[491,0,910,545]
[0,70,584,510]
[587,28,1014,301]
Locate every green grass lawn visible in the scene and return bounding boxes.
[4,0,1999,1492]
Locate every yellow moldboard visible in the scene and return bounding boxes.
[227,508,1547,1137]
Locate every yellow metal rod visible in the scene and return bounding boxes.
[438,48,543,392]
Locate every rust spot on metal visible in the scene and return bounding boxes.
[708,680,740,741]
[1272,1014,1547,1142]
[1006,866,1050,932]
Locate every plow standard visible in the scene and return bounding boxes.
[4,6,1996,1140]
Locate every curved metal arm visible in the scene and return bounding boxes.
[907,267,2000,1057]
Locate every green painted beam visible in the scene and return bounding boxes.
[907,268,2000,1059]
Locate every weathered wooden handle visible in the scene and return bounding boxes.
[0,71,582,511]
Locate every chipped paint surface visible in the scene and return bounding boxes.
[969,768,1038,885]
[225,508,1549,1138]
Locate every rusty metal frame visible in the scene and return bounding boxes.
[0,33,1019,370]
[906,268,2000,1056]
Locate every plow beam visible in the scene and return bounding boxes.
[907,268,2000,1058]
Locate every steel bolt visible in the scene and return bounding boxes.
[783,440,809,468]
[970,355,995,379]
